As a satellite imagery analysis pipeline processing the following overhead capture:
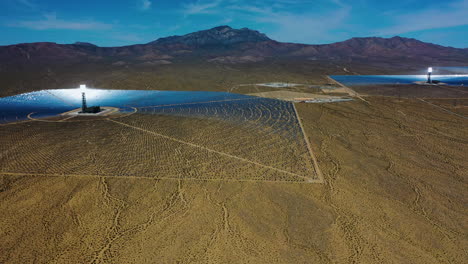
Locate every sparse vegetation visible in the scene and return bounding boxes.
[1,24,467,264]
[1,96,466,263]
[0,97,318,183]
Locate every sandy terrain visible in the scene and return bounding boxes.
[248,90,347,102]
[0,95,466,263]
[321,87,348,94]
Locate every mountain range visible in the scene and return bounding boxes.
[0,26,467,96]
[1,25,467,67]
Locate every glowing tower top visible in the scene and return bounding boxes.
[427,67,433,84]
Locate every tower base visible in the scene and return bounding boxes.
[61,107,118,116]
[79,106,101,114]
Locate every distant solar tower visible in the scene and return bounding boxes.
[427,67,433,84]
[80,84,87,112]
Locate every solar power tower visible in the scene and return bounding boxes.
[427,67,433,84]
[79,84,101,114]
[80,85,88,112]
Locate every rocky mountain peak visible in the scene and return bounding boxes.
[73,42,98,47]
[149,26,271,46]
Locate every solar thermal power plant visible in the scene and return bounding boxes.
[1,10,467,262]
[0,87,322,183]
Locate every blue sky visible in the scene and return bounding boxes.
[1,0,467,48]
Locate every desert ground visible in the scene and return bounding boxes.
[1,78,467,263]
[1,22,467,263]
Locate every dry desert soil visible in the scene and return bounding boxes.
[0,95,467,263]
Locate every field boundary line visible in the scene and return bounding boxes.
[27,112,89,123]
[418,98,467,120]
[292,103,324,183]
[59,115,76,122]
[137,97,260,109]
[25,107,138,123]
[0,172,321,184]
[107,118,320,183]
[0,119,34,126]
[374,96,468,100]
[434,85,468,94]
[420,97,468,100]
[326,75,368,102]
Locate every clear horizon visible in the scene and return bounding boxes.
[1,0,467,48]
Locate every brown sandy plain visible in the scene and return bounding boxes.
[0,94,467,263]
